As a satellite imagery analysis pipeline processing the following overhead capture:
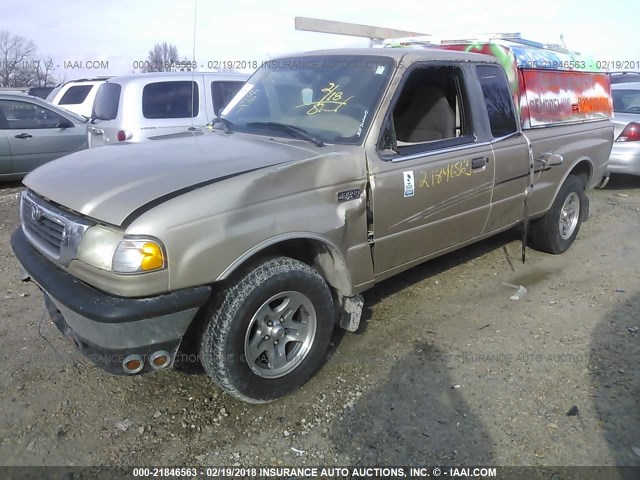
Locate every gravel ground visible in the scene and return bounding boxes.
[0,176,638,471]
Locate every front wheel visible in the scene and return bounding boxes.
[199,257,334,403]
[529,175,585,254]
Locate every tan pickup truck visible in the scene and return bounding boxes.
[12,48,613,403]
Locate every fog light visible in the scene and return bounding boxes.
[122,354,144,374]
[149,350,171,370]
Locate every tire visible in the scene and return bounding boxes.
[199,257,334,403]
[529,175,585,254]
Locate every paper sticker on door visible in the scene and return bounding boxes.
[403,171,415,198]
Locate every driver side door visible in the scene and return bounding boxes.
[366,62,496,279]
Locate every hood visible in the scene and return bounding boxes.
[24,132,319,226]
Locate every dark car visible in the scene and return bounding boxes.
[27,86,55,99]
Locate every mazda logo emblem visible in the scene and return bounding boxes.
[31,204,42,222]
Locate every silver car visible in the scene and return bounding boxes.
[87,72,248,148]
[0,93,88,181]
[609,81,640,175]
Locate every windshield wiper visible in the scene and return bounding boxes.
[211,116,233,134]
[247,122,324,147]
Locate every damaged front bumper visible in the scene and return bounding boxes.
[11,228,211,375]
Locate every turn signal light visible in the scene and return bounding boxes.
[149,350,171,370]
[122,354,144,374]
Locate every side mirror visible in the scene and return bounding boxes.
[56,119,75,129]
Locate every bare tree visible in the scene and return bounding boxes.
[142,42,180,72]
[0,30,37,87]
[32,56,59,86]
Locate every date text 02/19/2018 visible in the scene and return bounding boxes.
[520,60,639,70]
[131,60,261,70]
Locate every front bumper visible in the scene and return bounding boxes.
[11,228,212,375]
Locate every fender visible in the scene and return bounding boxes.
[216,232,355,296]
[539,156,593,215]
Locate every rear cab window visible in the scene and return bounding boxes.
[58,85,93,105]
[142,81,199,119]
[92,83,121,120]
[476,64,518,137]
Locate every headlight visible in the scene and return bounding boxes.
[76,227,166,274]
[112,239,165,273]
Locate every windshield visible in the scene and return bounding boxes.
[612,89,640,114]
[92,82,121,120]
[221,55,395,145]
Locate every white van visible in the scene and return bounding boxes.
[47,77,111,118]
[87,72,248,148]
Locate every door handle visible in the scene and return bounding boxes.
[14,133,33,139]
[537,152,564,166]
[471,157,488,169]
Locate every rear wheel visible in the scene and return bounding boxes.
[529,175,585,254]
[199,257,334,403]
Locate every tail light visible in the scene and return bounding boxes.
[116,130,130,142]
[615,122,640,142]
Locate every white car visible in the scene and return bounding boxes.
[87,72,248,147]
[46,77,111,118]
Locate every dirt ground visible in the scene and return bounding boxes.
[0,176,639,473]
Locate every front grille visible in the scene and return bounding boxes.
[22,205,65,256]
[20,191,93,266]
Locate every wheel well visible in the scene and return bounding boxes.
[227,238,353,297]
[569,160,591,189]
[178,238,353,365]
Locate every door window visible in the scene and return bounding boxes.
[381,64,474,157]
[0,100,68,129]
[142,81,199,119]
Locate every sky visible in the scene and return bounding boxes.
[1,0,639,81]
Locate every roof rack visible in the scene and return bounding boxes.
[294,17,428,46]
[393,33,578,54]
[62,76,113,84]
[293,18,580,55]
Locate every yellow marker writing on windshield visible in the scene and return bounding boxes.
[297,83,354,115]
